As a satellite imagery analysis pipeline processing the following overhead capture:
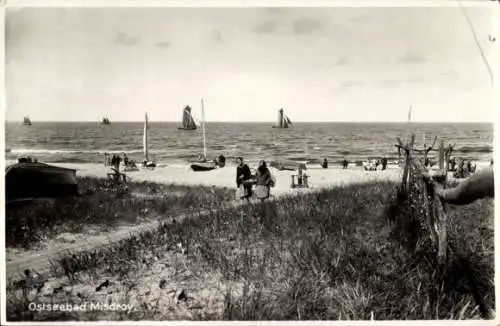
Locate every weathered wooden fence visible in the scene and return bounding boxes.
[393,135,492,318]
[395,134,453,265]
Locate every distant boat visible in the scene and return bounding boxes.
[190,99,217,172]
[272,108,292,129]
[102,117,111,125]
[178,105,197,130]
[5,161,79,202]
[23,116,32,126]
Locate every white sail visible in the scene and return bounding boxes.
[180,106,197,130]
[276,109,283,127]
[201,99,207,160]
[274,108,291,128]
[143,112,149,161]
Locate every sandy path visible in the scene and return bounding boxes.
[6,203,240,281]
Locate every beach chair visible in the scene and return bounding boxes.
[107,167,127,183]
[291,174,309,188]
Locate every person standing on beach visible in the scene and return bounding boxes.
[255,160,272,201]
[381,157,388,170]
[322,158,328,169]
[114,154,122,171]
[123,153,129,167]
[236,157,252,201]
[454,158,466,178]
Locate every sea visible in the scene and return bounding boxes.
[4,122,494,166]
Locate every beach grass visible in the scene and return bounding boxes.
[6,179,494,321]
[5,176,234,249]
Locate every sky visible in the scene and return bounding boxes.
[4,3,498,122]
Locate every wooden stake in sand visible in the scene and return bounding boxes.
[436,139,448,265]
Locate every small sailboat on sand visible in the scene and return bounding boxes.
[142,112,156,169]
[190,99,218,172]
[272,108,292,129]
[178,105,197,130]
[23,115,32,126]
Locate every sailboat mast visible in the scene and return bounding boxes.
[143,112,149,161]
[201,99,207,159]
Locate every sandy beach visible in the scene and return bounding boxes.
[6,158,491,196]
[40,162,405,195]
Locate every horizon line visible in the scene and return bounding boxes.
[4,120,494,124]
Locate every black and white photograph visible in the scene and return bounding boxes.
[2,0,497,322]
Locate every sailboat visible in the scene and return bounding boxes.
[23,115,32,126]
[178,105,197,130]
[272,108,292,129]
[101,117,111,125]
[190,99,217,172]
[142,112,156,169]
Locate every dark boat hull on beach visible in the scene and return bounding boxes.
[190,162,217,172]
[5,162,79,202]
[269,160,306,171]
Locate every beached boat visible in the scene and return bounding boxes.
[272,108,292,129]
[23,115,32,126]
[143,112,156,169]
[5,161,79,202]
[102,117,111,125]
[190,162,216,172]
[269,160,305,171]
[190,99,217,172]
[178,105,197,130]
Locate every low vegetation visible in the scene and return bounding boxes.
[5,176,234,248]
[6,180,494,320]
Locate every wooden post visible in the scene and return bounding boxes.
[407,135,416,188]
[436,193,448,265]
[436,139,448,264]
[398,135,414,193]
[438,139,445,171]
[423,133,427,168]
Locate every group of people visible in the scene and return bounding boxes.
[18,156,38,163]
[362,157,388,171]
[236,157,274,202]
[449,157,477,179]
[104,152,152,171]
[104,153,137,171]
